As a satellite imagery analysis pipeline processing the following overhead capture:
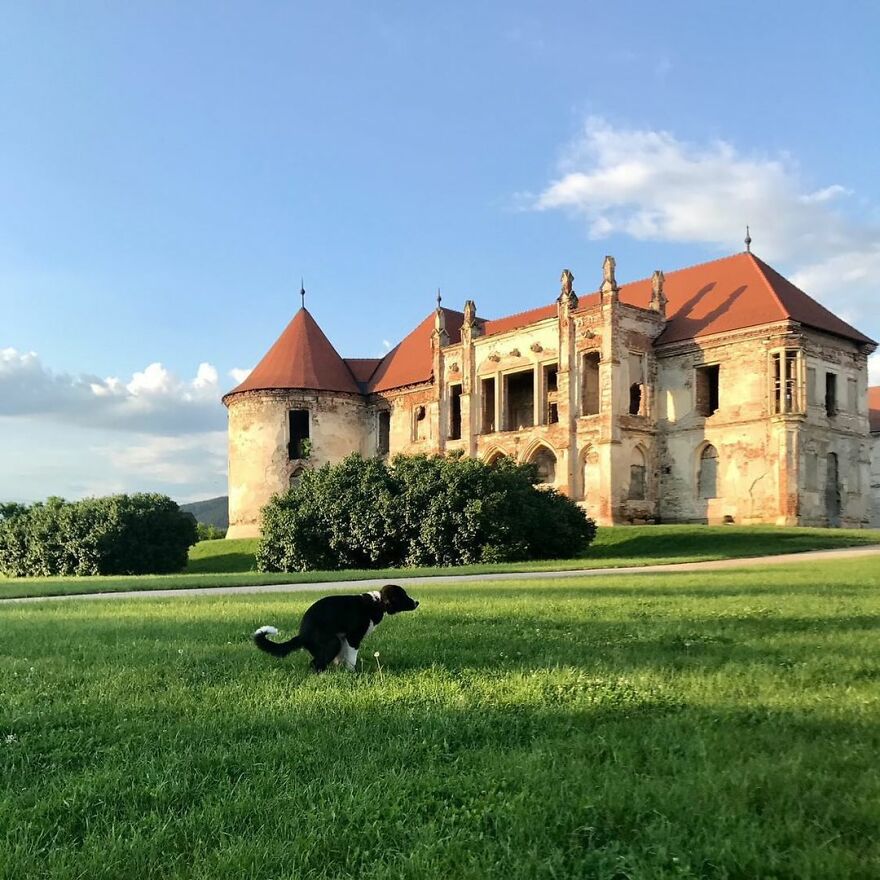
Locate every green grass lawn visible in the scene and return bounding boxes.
[3,524,880,600]
[2,558,879,878]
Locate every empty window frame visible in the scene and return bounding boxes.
[628,447,646,500]
[847,377,858,413]
[581,351,600,415]
[413,405,428,441]
[628,352,646,415]
[695,364,720,417]
[377,411,390,455]
[825,373,838,417]
[449,384,462,440]
[698,444,718,499]
[772,351,800,414]
[288,409,310,460]
[531,447,557,484]
[806,367,817,406]
[481,377,496,434]
[543,363,559,425]
[503,369,534,430]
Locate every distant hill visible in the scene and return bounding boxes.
[180,496,229,530]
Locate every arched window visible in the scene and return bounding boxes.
[485,450,507,467]
[289,465,306,490]
[698,445,718,499]
[529,446,557,484]
[628,447,646,500]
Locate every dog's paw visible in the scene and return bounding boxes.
[253,625,279,637]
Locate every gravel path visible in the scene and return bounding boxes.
[4,544,880,604]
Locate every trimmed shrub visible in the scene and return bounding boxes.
[0,494,198,577]
[257,453,596,572]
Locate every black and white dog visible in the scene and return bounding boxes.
[253,584,419,673]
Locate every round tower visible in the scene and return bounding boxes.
[222,306,371,538]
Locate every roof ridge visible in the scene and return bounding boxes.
[618,250,749,290]
[745,252,788,318]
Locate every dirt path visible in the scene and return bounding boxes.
[4,544,880,605]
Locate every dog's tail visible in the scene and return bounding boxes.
[253,625,303,658]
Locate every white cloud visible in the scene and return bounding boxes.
[532,117,880,332]
[869,352,880,387]
[0,349,225,434]
[229,367,252,385]
[97,432,227,486]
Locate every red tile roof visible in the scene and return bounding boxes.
[481,303,558,337]
[618,252,874,346]
[368,308,465,393]
[226,254,874,401]
[224,307,360,399]
[869,386,880,433]
[344,358,382,386]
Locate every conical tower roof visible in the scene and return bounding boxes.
[223,307,360,401]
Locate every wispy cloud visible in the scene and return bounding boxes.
[530,117,880,330]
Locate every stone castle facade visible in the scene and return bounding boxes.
[223,251,877,539]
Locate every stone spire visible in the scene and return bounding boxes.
[558,269,578,309]
[433,289,449,347]
[650,270,667,313]
[600,255,618,302]
[463,299,480,337]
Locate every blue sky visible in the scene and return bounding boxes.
[2,1,879,501]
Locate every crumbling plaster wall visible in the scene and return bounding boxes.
[870,433,880,527]
[226,391,370,538]
[657,330,782,524]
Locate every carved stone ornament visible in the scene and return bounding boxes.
[581,328,596,340]
[530,342,543,353]
[463,299,477,327]
[509,348,521,358]
[601,255,618,294]
[560,269,574,297]
[489,351,501,363]
[448,362,460,374]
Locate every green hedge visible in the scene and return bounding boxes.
[0,494,198,577]
[257,453,596,572]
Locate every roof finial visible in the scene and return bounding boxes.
[436,287,442,309]
[745,226,752,253]
[300,277,306,309]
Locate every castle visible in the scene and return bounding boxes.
[222,249,878,539]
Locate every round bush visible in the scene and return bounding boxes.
[257,453,596,572]
[0,494,198,577]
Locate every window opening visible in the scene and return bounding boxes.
[698,444,718,499]
[449,385,462,440]
[628,353,645,415]
[628,448,646,500]
[504,370,534,430]
[695,364,720,417]
[481,377,496,433]
[377,411,390,455]
[288,410,309,460]
[531,447,556,484]
[414,405,428,441]
[581,352,600,415]
[543,363,559,425]
[825,373,837,417]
